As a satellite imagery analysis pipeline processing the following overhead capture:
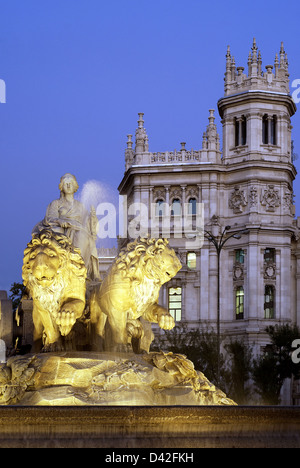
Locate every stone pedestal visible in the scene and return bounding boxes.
[0,406,299,448]
[0,352,235,406]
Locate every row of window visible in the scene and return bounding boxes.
[156,198,197,216]
[234,114,277,147]
[235,285,275,320]
[168,284,275,323]
[235,247,276,264]
[169,247,276,322]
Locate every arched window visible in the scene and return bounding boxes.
[171,199,181,216]
[187,252,197,269]
[155,199,165,217]
[188,198,197,215]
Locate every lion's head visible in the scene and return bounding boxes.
[22,229,87,293]
[115,237,182,285]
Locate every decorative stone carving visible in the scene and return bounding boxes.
[153,187,165,201]
[90,238,182,353]
[283,189,294,213]
[261,185,280,212]
[229,186,247,213]
[186,186,198,200]
[249,186,258,207]
[233,263,244,281]
[22,229,87,352]
[0,352,236,406]
[264,263,276,280]
[170,187,182,200]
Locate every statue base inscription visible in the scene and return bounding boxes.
[0,351,236,406]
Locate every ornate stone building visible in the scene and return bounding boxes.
[118,39,300,356]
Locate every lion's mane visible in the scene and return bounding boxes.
[22,230,87,315]
[115,237,169,284]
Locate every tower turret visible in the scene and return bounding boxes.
[219,39,296,165]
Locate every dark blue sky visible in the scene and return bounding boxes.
[0,0,300,291]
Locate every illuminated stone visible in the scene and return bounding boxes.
[90,237,182,352]
[22,229,87,352]
[0,352,236,406]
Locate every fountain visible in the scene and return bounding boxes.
[1,174,300,448]
[0,173,236,407]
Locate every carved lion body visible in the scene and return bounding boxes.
[90,238,182,352]
[22,230,87,352]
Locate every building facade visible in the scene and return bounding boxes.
[118,39,300,356]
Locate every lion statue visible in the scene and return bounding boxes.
[90,237,182,352]
[22,229,87,352]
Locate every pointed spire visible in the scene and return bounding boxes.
[285,52,289,70]
[125,134,134,170]
[258,50,262,76]
[274,53,279,77]
[248,51,252,76]
[137,112,144,129]
[279,42,285,68]
[252,38,258,57]
[135,113,148,153]
[144,134,149,152]
[126,134,133,150]
[231,56,236,81]
[225,45,232,83]
[208,109,215,126]
[206,109,219,150]
[226,45,231,62]
[251,38,258,76]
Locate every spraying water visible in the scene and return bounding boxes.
[77,180,118,249]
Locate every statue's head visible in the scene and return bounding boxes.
[115,237,182,285]
[22,229,86,289]
[59,173,79,196]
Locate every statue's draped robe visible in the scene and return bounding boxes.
[33,198,100,280]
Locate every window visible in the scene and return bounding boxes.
[264,248,276,264]
[264,285,275,319]
[187,252,197,269]
[262,114,277,145]
[235,249,245,264]
[270,116,277,145]
[236,286,244,320]
[188,198,197,215]
[168,287,182,321]
[171,198,181,216]
[262,114,268,144]
[235,116,247,146]
[155,199,165,217]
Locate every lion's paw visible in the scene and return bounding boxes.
[56,310,76,336]
[158,314,175,330]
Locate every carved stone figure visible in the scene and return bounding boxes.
[22,230,87,352]
[90,237,182,352]
[229,186,247,213]
[33,173,100,281]
[0,352,236,406]
[249,186,258,207]
[261,184,280,212]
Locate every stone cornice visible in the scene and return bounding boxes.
[218,90,297,118]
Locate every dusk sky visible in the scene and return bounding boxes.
[0,0,300,292]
